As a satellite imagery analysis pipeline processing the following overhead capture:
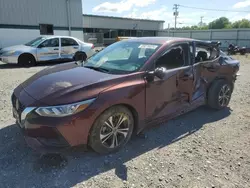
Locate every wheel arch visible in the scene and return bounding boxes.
[73,51,87,61]
[87,103,139,145]
[206,76,234,99]
[18,53,36,63]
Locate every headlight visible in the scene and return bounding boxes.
[35,98,95,117]
[3,50,16,56]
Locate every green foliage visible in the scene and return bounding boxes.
[179,17,250,30]
[232,19,250,28]
[208,17,231,29]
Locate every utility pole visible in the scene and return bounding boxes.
[168,23,170,36]
[173,4,179,29]
[200,16,204,27]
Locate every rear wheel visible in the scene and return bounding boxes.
[207,79,233,110]
[240,50,246,55]
[89,106,134,154]
[73,52,87,61]
[18,54,36,67]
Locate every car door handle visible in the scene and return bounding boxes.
[73,47,78,49]
[54,48,59,50]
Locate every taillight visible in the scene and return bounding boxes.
[91,44,94,49]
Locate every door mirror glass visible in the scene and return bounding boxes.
[154,67,166,79]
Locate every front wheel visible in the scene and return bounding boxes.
[18,54,36,67]
[207,79,233,110]
[89,106,134,154]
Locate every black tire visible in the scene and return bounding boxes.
[73,52,87,62]
[207,79,233,110]
[18,54,36,67]
[89,105,134,154]
[240,50,246,55]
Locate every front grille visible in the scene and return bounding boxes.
[11,94,25,113]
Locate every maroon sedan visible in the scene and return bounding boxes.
[12,37,239,154]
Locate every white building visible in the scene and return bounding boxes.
[82,14,165,45]
[0,0,165,48]
[0,0,83,48]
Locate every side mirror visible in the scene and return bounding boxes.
[154,67,165,79]
[145,67,165,82]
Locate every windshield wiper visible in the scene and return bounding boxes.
[83,65,110,73]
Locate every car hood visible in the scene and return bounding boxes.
[0,44,34,53]
[19,62,124,105]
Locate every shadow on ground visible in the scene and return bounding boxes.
[0,106,232,187]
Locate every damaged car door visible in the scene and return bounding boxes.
[145,42,194,124]
[191,42,221,101]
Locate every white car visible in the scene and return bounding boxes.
[0,36,95,66]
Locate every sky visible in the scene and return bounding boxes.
[82,0,250,28]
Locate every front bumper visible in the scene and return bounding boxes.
[12,94,70,153]
[0,55,18,64]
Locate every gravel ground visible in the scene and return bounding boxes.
[0,56,250,188]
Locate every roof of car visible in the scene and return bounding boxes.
[125,37,218,46]
[40,35,78,40]
[125,37,194,44]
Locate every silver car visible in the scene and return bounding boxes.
[0,36,95,66]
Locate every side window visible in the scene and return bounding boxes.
[195,46,210,63]
[195,45,220,63]
[155,45,186,70]
[39,38,59,48]
[61,38,78,47]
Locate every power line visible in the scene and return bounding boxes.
[178,4,250,13]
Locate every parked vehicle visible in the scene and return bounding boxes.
[227,43,246,55]
[116,36,137,41]
[12,37,240,154]
[0,36,95,66]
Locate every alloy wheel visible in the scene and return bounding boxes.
[218,84,231,107]
[100,113,130,148]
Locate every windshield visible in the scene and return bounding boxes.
[25,37,46,47]
[83,41,161,74]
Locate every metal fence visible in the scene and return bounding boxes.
[83,33,104,46]
[157,29,250,50]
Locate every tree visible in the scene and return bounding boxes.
[174,17,250,30]
[191,25,199,29]
[232,19,250,28]
[200,25,209,30]
[181,26,191,30]
[208,17,231,29]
